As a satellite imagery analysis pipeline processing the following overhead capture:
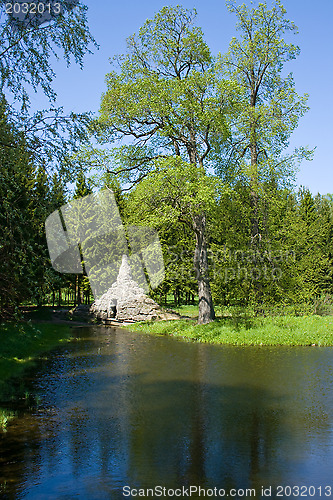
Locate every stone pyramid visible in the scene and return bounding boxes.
[90,254,173,322]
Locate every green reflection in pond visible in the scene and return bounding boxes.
[1,327,333,499]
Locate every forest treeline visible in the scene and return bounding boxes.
[0,101,94,318]
[1,123,333,318]
[1,1,332,320]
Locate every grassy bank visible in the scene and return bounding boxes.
[0,320,74,430]
[126,313,333,346]
[0,321,73,397]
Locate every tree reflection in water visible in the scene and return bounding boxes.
[1,328,333,499]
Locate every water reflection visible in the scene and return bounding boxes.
[1,328,333,499]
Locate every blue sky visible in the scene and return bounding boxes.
[30,0,333,195]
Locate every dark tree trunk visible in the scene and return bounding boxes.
[250,140,260,242]
[173,290,178,307]
[250,139,264,308]
[193,213,215,324]
[76,275,81,306]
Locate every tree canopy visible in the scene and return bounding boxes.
[0,0,96,318]
[0,0,97,179]
[93,5,240,322]
[2,1,330,322]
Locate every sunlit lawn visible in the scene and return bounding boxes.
[128,308,333,346]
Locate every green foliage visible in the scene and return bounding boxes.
[86,2,330,319]
[94,5,237,186]
[73,169,92,199]
[125,158,220,313]
[0,320,73,401]
[1,1,331,322]
[0,100,71,317]
[0,0,96,316]
[92,6,239,323]
[0,102,37,315]
[208,182,333,312]
[0,0,97,179]
[0,1,96,107]
[126,158,220,227]
[217,0,311,182]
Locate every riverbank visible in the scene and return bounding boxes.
[125,314,333,346]
[0,320,73,401]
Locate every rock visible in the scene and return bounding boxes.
[90,254,179,323]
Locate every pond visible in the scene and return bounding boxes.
[1,326,333,499]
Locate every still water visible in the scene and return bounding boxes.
[1,327,333,499]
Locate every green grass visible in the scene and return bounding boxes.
[171,303,229,318]
[172,304,199,318]
[125,314,333,346]
[0,321,73,400]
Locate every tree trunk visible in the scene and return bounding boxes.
[250,139,263,308]
[193,214,215,324]
[76,275,81,306]
[173,290,178,307]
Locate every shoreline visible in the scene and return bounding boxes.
[0,321,74,402]
[122,316,333,347]
[18,306,333,347]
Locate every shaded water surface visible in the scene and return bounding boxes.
[1,327,333,499]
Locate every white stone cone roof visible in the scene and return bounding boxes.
[91,254,146,312]
[91,254,179,322]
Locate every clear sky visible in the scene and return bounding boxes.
[29,0,333,195]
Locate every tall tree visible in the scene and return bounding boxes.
[71,170,93,305]
[0,1,96,316]
[0,100,38,316]
[94,6,236,323]
[73,169,92,200]
[126,158,220,317]
[217,0,310,302]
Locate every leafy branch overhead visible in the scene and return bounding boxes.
[0,0,96,106]
[127,158,222,228]
[0,0,97,179]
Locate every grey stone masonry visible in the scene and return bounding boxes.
[90,254,179,322]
